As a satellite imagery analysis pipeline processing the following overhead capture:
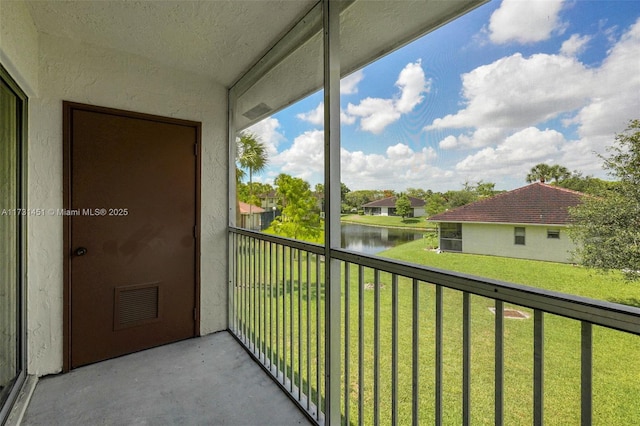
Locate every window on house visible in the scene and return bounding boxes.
[514,227,526,245]
[547,230,561,239]
[440,223,462,252]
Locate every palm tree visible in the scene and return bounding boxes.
[526,163,554,183]
[236,132,268,228]
[549,164,571,183]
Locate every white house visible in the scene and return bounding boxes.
[362,196,426,217]
[238,202,265,231]
[428,183,585,263]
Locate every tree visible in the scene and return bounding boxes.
[444,188,478,209]
[236,132,269,222]
[383,189,396,198]
[557,172,617,196]
[237,132,268,184]
[395,194,412,221]
[526,163,554,183]
[406,188,430,200]
[272,174,321,241]
[549,164,571,183]
[569,119,640,280]
[426,193,447,217]
[475,180,497,198]
[344,190,379,212]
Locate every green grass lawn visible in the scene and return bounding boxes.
[234,237,640,425]
[341,214,437,230]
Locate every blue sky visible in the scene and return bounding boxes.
[247,0,640,192]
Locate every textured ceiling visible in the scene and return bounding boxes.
[26,0,317,87]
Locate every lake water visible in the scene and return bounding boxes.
[341,223,425,255]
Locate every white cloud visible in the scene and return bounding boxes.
[455,127,567,178]
[426,52,593,134]
[244,117,285,157]
[558,18,640,172]
[297,103,324,125]
[272,130,439,190]
[395,60,429,113]
[439,127,507,150]
[347,98,400,134]
[297,101,358,126]
[560,34,592,57]
[341,70,364,95]
[341,143,438,190]
[439,135,458,150]
[347,60,430,134]
[429,18,640,184]
[272,130,325,181]
[488,0,566,44]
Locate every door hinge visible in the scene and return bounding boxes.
[193,308,197,321]
[193,225,197,238]
[194,143,198,156]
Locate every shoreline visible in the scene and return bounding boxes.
[340,218,437,232]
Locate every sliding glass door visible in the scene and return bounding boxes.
[0,64,27,424]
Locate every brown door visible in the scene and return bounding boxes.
[63,102,200,369]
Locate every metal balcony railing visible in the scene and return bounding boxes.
[228,227,640,425]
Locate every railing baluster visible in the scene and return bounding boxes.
[283,246,288,386]
[269,242,273,369]
[262,239,267,360]
[412,279,420,426]
[534,310,544,425]
[290,247,295,393]
[316,253,322,420]
[392,273,399,426]
[252,237,256,349]
[345,262,351,425]
[307,251,312,411]
[298,249,303,398]
[374,268,380,426]
[275,243,280,378]
[242,235,247,343]
[495,300,504,426]
[463,292,471,426]
[255,239,262,357]
[358,265,365,426]
[581,322,592,426]
[435,285,443,426]
[231,233,236,334]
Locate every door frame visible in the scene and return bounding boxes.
[62,101,201,372]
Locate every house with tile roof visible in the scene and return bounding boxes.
[238,202,265,231]
[427,183,585,263]
[362,196,426,217]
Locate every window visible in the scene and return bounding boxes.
[514,227,526,245]
[547,229,560,239]
[440,223,462,252]
[0,64,27,423]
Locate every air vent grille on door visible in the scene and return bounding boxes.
[114,283,162,330]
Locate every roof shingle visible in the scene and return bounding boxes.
[428,183,585,225]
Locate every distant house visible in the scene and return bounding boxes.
[362,196,426,217]
[238,202,265,231]
[260,190,279,210]
[427,183,585,263]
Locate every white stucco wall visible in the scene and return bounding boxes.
[1,8,229,375]
[0,0,39,96]
[461,223,576,263]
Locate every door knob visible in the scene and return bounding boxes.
[75,247,88,256]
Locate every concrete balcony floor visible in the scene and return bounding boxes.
[21,332,312,425]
